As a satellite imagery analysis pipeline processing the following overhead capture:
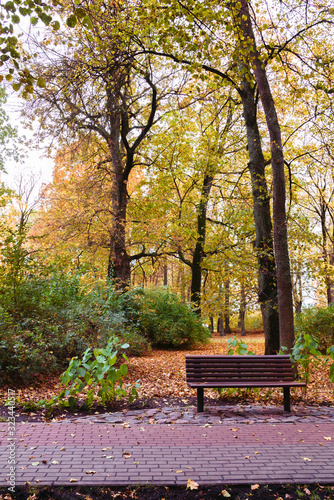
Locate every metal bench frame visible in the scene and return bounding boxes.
[186,354,306,412]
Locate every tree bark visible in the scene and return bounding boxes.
[239,281,246,336]
[240,0,295,352]
[224,275,232,334]
[240,76,280,354]
[190,173,213,313]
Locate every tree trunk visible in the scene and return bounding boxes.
[224,276,232,334]
[218,313,225,336]
[239,281,246,336]
[240,0,295,353]
[190,174,213,314]
[240,76,280,354]
[320,200,334,305]
[107,128,131,289]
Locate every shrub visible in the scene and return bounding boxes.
[136,287,210,348]
[117,331,151,357]
[55,336,140,409]
[295,306,334,353]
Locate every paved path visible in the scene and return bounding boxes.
[1,405,334,487]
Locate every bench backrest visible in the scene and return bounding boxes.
[186,355,295,384]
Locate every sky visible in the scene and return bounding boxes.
[1,91,54,199]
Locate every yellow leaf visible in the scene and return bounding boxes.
[221,490,231,498]
[69,478,77,482]
[324,436,332,440]
[186,478,199,490]
[251,484,260,490]
[302,457,312,462]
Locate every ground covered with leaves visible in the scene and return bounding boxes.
[1,483,334,500]
[1,333,333,418]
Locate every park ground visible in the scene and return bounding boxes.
[1,332,334,499]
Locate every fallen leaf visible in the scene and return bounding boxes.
[176,470,183,473]
[60,447,66,451]
[244,456,250,459]
[302,457,312,462]
[221,490,231,498]
[324,436,332,440]
[85,470,97,474]
[51,460,59,465]
[251,484,260,490]
[187,478,199,490]
[123,452,131,459]
[304,488,311,495]
[69,478,77,482]
[31,462,40,466]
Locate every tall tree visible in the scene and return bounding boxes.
[237,0,294,350]
[23,3,186,288]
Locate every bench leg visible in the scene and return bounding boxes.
[197,388,204,412]
[283,387,290,412]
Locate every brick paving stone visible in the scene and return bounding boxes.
[0,421,333,486]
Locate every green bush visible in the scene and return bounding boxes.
[117,331,151,357]
[136,287,210,348]
[55,336,140,409]
[295,306,334,353]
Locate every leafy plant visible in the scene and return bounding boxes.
[137,287,210,348]
[289,333,322,386]
[226,336,255,355]
[56,336,140,409]
[295,306,334,353]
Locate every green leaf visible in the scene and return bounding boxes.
[119,364,128,376]
[68,396,77,410]
[329,364,334,383]
[66,15,77,28]
[37,77,46,88]
[82,15,93,29]
[52,20,60,31]
[74,8,86,19]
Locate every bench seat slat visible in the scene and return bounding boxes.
[187,381,306,387]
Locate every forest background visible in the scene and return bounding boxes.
[0,0,334,398]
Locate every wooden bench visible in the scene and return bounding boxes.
[185,355,306,412]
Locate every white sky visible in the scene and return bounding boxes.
[1,91,54,198]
